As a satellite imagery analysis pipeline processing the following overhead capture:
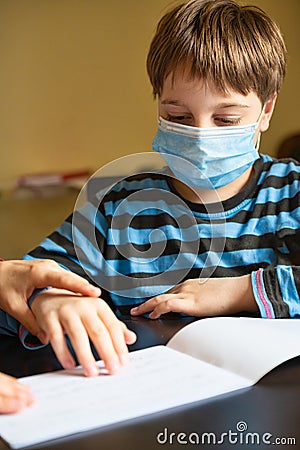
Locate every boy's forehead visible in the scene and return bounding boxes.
[161,73,222,100]
[161,70,228,98]
[160,70,261,107]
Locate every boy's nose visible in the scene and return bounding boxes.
[192,118,214,128]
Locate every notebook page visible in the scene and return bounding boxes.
[167,317,300,383]
[0,346,249,449]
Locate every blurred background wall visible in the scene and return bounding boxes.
[0,0,299,258]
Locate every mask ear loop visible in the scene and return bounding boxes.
[255,105,265,151]
[255,133,261,151]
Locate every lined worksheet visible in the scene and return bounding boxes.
[0,346,249,448]
[1,317,299,448]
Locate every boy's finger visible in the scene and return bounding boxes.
[124,328,137,345]
[45,320,76,371]
[62,315,100,377]
[98,315,131,367]
[149,297,195,319]
[130,294,171,315]
[130,301,153,315]
[82,313,122,375]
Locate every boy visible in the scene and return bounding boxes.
[1,0,299,377]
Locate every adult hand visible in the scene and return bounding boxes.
[130,275,258,319]
[31,289,137,377]
[0,372,34,414]
[0,259,101,337]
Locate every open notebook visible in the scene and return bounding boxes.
[0,317,299,449]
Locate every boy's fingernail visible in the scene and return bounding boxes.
[119,354,129,366]
[128,330,137,343]
[149,313,158,319]
[64,359,75,370]
[107,358,121,374]
[85,364,99,377]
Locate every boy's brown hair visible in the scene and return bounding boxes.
[147,0,287,103]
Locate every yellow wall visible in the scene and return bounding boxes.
[0,0,169,187]
[0,0,299,186]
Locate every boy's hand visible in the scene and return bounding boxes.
[131,275,258,319]
[0,259,101,337]
[31,289,136,376]
[0,372,35,414]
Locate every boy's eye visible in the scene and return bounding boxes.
[166,114,192,123]
[215,117,242,126]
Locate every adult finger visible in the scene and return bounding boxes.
[34,267,101,298]
[0,394,32,414]
[0,375,35,414]
[5,296,40,336]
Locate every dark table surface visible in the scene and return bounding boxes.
[0,315,300,450]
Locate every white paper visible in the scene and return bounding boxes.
[167,317,300,382]
[0,346,249,449]
[1,317,299,449]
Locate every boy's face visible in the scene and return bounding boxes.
[158,70,276,138]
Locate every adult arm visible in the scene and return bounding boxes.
[0,259,101,337]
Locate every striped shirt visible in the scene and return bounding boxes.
[0,153,299,345]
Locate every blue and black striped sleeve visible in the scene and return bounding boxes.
[251,158,300,318]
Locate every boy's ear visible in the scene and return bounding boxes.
[259,94,277,132]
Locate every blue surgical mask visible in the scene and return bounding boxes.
[152,114,263,189]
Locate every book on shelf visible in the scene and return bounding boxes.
[0,317,299,449]
[16,169,91,188]
[14,169,92,199]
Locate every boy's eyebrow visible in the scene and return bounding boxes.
[161,100,250,109]
[161,100,186,106]
[215,103,250,109]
